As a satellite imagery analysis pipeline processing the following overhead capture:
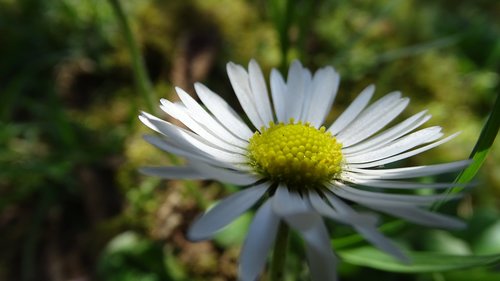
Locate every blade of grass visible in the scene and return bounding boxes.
[295,0,315,65]
[22,189,52,281]
[454,93,499,186]
[338,246,500,273]
[374,35,460,64]
[108,0,155,114]
[333,220,406,250]
[434,93,499,210]
[268,0,293,71]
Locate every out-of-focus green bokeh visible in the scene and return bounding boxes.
[0,0,498,280]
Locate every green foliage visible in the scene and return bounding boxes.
[338,246,500,273]
[455,94,499,186]
[98,231,173,281]
[213,211,252,247]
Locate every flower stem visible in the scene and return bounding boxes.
[268,0,293,72]
[270,221,289,281]
[108,0,156,113]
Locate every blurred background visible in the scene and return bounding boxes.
[0,0,499,280]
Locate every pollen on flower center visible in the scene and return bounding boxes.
[247,119,343,189]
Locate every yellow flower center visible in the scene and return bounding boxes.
[247,120,343,190]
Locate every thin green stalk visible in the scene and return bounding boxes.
[270,221,290,281]
[269,0,293,71]
[453,93,499,186]
[333,220,406,250]
[433,93,499,210]
[108,0,156,113]
[375,35,459,64]
[295,0,314,64]
[22,190,51,281]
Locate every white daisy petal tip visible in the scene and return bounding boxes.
[193,81,203,90]
[189,184,268,242]
[174,87,195,102]
[393,90,402,98]
[158,98,168,107]
[447,219,467,230]
[391,249,412,264]
[239,201,279,281]
[186,222,209,242]
[226,61,243,74]
[290,59,303,68]
[249,58,258,68]
[137,167,153,176]
[139,110,152,119]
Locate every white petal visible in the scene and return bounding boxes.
[249,59,274,124]
[139,166,209,180]
[175,87,249,148]
[194,83,254,140]
[284,60,306,121]
[334,91,401,140]
[272,185,313,216]
[298,68,313,120]
[188,183,269,241]
[348,132,461,168]
[271,189,338,280]
[346,159,471,179]
[285,212,338,281]
[313,193,408,262]
[353,226,410,262]
[159,99,246,153]
[139,111,167,135]
[342,175,470,189]
[308,192,375,225]
[342,111,430,154]
[364,203,466,229]
[270,69,287,122]
[190,161,259,186]
[142,135,251,172]
[328,182,461,206]
[143,135,233,168]
[140,112,246,164]
[227,62,266,129]
[303,67,340,127]
[325,193,383,226]
[239,201,280,281]
[338,95,409,147]
[328,85,374,135]
[344,126,443,163]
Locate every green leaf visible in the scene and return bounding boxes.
[444,267,500,281]
[333,220,406,250]
[375,36,460,64]
[338,246,500,273]
[473,220,500,255]
[434,93,499,210]
[213,212,252,247]
[456,93,500,185]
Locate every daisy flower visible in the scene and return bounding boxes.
[139,59,470,281]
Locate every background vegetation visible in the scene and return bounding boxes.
[0,0,498,280]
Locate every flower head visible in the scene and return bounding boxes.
[248,120,343,189]
[139,59,469,281]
